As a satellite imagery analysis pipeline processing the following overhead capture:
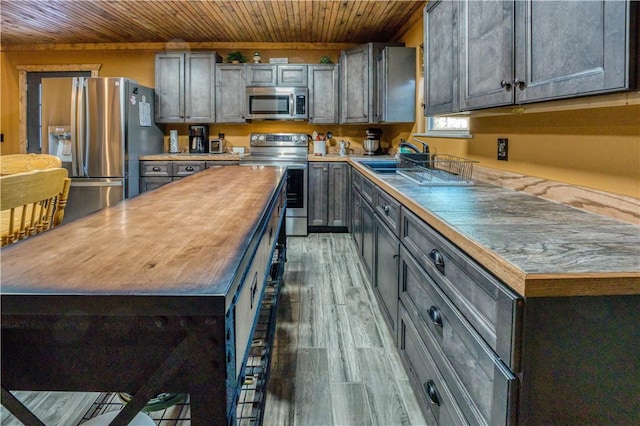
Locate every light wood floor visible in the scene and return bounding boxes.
[264,234,427,426]
[0,234,427,425]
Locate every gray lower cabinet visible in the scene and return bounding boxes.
[399,245,518,425]
[215,65,247,123]
[351,187,363,254]
[351,169,376,284]
[398,206,522,424]
[155,52,221,123]
[308,162,349,228]
[140,160,237,193]
[308,64,339,124]
[373,215,400,339]
[360,165,638,424]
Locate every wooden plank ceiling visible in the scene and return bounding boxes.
[0,1,425,48]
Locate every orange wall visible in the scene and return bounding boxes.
[2,13,639,198]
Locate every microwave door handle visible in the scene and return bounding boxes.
[290,93,295,117]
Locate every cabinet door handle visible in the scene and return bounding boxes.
[427,305,443,328]
[383,204,390,213]
[429,249,445,274]
[152,166,161,172]
[500,79,513,91]
[423,380,440,406]
[513,78,526,90]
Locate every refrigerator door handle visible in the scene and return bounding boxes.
[77,78,88,177]
[70,78,80,177]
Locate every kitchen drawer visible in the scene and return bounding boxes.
[140,161,171,177]
[172,161,206,177]
[139,177,172,193]
[374,187,401,236]
[400,246,518,425]
[400,207,523,370]
[398,302,467,425]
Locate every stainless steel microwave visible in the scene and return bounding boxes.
[246,86,308,121]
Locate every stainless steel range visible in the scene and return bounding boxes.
[240,133,308,236]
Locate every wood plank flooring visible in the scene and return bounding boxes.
[0,234,427,425]
[264,234,427,426]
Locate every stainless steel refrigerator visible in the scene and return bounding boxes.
[41,77,164,223]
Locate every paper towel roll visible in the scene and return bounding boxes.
[169,130,179,153]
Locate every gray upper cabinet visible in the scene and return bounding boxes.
[215,64,247,123]
[246,64,307,86]
[155,52,221,123]
[339,44,371,123]
[423,0,459,115]
[308,64,339,124]
[376,47,416,123]
[457,0,633,111]
[340,42,415,124]
[513,0,632,103]
[458,0,515,110]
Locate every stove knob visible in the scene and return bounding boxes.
[292,135,298,142]
[251,134,258,141]
[258,134,265,141]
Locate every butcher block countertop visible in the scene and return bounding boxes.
[0,166,285,315]
[348,159,640,298]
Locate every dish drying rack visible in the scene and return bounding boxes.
[397,153,477,185]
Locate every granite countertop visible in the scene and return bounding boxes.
[349,159,640,297]
[0,166,286,315]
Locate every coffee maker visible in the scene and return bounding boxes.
[188,125,208,153]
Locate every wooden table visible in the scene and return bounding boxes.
[1,166,286,425]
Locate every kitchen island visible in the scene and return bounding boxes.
[1,166,287,425]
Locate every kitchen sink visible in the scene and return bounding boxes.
[358,158,474,186]
[359,160,399,175]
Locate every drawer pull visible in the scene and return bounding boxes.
[383,204,390,213]
[152,166,161,172]
[185,166,195,172]
[429,249,445,274]
[427,306,443,328]
[424,380,440,406]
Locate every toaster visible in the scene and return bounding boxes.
[208,138,225,154]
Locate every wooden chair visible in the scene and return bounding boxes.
[1,168,71,246]
[1,153,62,175]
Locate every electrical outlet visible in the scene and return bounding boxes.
[497,138,508,161]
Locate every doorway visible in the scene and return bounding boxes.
[26,71,91,153]
[16,64,100,153]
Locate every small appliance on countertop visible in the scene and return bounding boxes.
[364,127,383,155]
[208,137,226,154]
[188,125,208,154]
